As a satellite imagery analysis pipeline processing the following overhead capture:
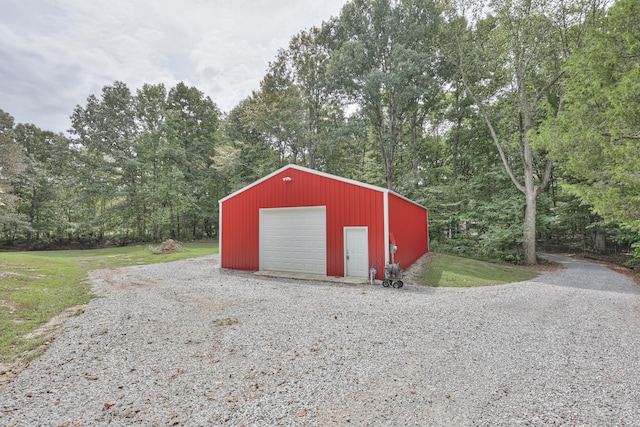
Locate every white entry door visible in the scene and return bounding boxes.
[344,227,368,278]
[260,206,327,275]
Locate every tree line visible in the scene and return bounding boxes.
[1,0,638,265]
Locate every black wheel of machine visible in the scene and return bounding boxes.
[396,280,403,288]
[392,280,398,288]
[383,279,390,287]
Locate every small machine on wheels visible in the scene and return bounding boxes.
[382,241,403,288]
[370,241,404,288]
[382,262,403,288]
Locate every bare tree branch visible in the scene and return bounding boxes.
[535,158,554,197]
[455,30,526,194]
[533,71,565,107]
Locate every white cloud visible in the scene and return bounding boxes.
[0,0,347,133]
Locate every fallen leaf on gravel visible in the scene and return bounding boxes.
[213,317,239,327]
[168,368,185,382]
[410,388,417,394]
[103,403,115,410]
[298,409,307,417]
[83,372,98,380]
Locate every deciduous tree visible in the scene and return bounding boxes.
[0,109,26,237]
[545,0,639,231]
[450,0,604,263]
[324,0,442,190]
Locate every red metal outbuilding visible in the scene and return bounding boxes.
[219,164,428,280]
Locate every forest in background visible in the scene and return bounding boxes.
[1,0,638,265]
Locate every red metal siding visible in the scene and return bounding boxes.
[388,193,429,269]
[221,166,386,277]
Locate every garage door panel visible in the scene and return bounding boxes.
[259,207,327,275]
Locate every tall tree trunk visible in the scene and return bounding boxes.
[411,112,419,173]
[593,226,606,253]
[523,189,537,264]
[384,161,393,190]
[378,126,395,190]
[180,212,186,240]
[460,73,553,264]
[452,86,461,183]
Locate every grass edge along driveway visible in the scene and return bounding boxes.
[1,246,538,366]
[0,242,218,365]
[419,253,540,287]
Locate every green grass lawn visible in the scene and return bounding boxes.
[419,253,539,287]
[0,242,218,364]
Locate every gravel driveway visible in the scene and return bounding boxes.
[2,254,639,426]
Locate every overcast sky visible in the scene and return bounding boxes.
[0,0,347,134]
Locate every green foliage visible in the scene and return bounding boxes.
[446,0,605,263]
[1,81,223,247]
[324,0,442,189]
[68,81,221,244]
[626,243,640,268]
[11,125,72,248]
[215,99,284,193]
[421,170,527,263]
[0,110,26,234]
[544,0,640,234]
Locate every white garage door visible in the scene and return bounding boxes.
[259,206,327,275]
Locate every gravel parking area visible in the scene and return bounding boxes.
[2,253,640,426]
